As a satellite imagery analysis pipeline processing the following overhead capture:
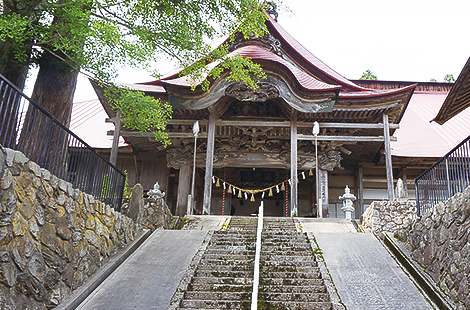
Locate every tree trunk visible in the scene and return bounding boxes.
[31,50,79,126]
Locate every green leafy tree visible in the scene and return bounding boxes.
[359,69,377,80]
[0,0,268,144]
[444,74,455,83]
[429,78,437,82]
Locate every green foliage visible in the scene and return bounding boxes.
[1,0,269,146]
[359,69,377,80]
[444,74,455,83]
[429,78,437,82]
[105,85,173,146]
[122,170,133,198]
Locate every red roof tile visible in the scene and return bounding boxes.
[160,45,341,92]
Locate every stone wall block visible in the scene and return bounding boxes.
[55,218,71,241]
[50,176,58,189]
[12,212,28,237]
[0,262,16,287]
[1,169,13,190]
[40,223,56,249]
[27,252,46,283]
[2,190,17,215]
[12,151,28,166]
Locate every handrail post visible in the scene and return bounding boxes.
[251,201,263,310]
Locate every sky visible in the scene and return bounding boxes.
[26,0,470,102]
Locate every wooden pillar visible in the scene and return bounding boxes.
[383,114,395,201]
[109,110,121,165]
[203,111,216,214]
[358,165,364,218]
[402,167,409,199]
[290,112,298,216]
[319,169,328,217]
[176,165,192,216]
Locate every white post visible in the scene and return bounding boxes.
[313,122,321,218]
[251,201,263,310]
[190,121,199,215]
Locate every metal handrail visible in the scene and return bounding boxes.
[0,74,125,210]
[251,201,264,310]
[415,134,470,216]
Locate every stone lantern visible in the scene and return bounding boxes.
[339,185,356,220]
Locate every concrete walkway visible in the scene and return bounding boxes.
[308,220,434,310]
[76,230,207,310]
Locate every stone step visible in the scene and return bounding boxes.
[263,271,321,279]
[196,265,253,272]
[260,277,324,286]
[189,283,253,292]
[261,255,317,266]
[191,277,253,286]
[261,251,313,257]
[204,249,255,255]
[260,266,318,273]
[258,292,330,302]
[259,285,327,294]
[179,299,251,309]
[201,253,254,260]
[258,301,333,310]
[199,259,254,266]
[194,269,253,278]
[206,245,255,250]
[184,291,252,301]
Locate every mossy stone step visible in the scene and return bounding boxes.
[201,253,254,260]
[257,301,334,310]
[194,269,253,278]
[184,291,252,301]
[191,277,253,285]
[260,277,324,286]
[263,270,321,279]
[258,292,330,302]
[196,265,254,272]
[261,256,315,263]
[199,259,254,266]
[179,299,251,309]
[189,283,253,292]
[259,284,327,294]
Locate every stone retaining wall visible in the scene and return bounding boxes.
[361,200,417,234]
[395,187,470,308]
[0,146,141,309]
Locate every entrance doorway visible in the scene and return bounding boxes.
[208,167,318,217]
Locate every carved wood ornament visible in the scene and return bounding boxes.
[225,82,280,102]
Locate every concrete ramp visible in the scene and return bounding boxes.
[76,230,207,310]
[313,231,434,310]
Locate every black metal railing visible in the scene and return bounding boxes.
[415,134,470,216]
[0,74,125,211]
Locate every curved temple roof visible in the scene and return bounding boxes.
[105,12,415,124]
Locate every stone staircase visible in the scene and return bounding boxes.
[175,217,333,309]
[177,217,257,309]
[258,218,333,309]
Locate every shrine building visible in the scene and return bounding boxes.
[88,12,460,218]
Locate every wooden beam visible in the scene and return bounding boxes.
[109,130,208,139]
[170,119,399,129]
[297,134,397,142]
[203,112,216,214]
[363,178,414,185]
[358,165,364,217]
[383,114,395,201]
[176,165,192,216]
[112,130,397,143]
[290,112,298,217]
[109,110,121,165]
